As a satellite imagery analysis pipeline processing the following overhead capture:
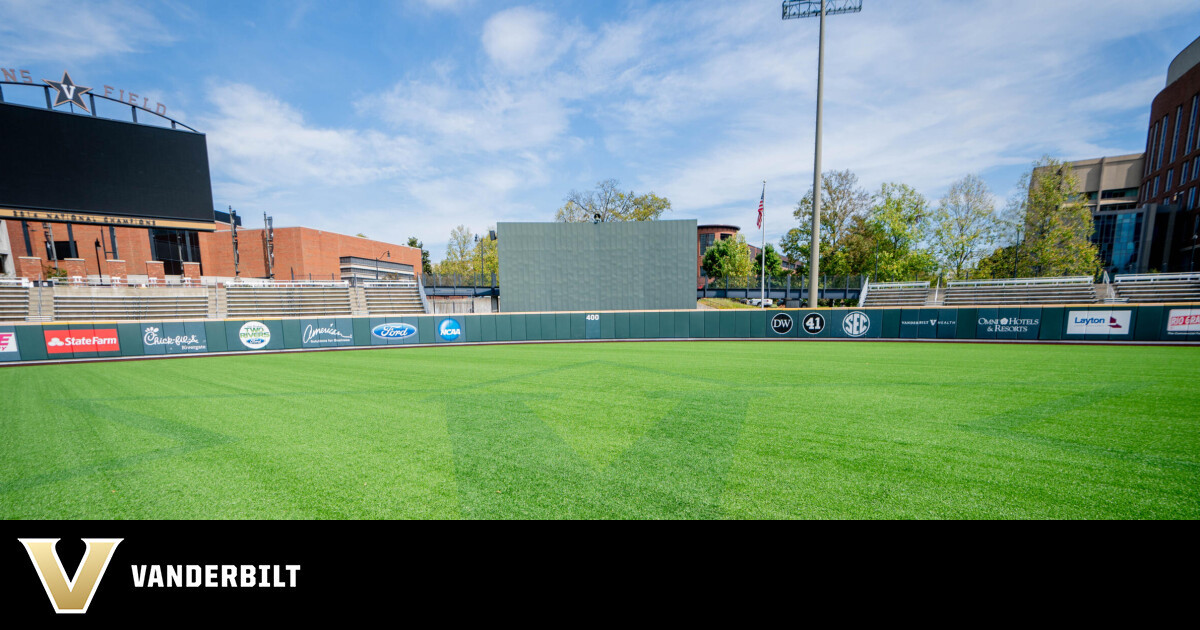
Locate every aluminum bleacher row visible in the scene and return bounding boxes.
[52,288,209,321]
[942,277,1099,305]
[0,278,31,322]
[1113,273,1200,303]
[224,280,353,318]
[362,281,427,315]
[861,281,930,307]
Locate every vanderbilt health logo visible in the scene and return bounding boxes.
[19,538,123,614]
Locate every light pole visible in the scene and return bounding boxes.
[375,250,390,281]
[783,0,863,307]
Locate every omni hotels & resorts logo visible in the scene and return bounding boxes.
[18,538,300,615]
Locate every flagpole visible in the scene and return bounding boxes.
[761,180,766,309]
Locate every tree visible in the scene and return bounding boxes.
[407,237,433,275]
[439,225,475,277]
[471,227,498,277]
[555,179,672,222]
[867,182,936,281]
[701,234,754,281]
[1010,157,1100,277]
[932,175,997,279]
[973,244,1020,279]
[752,243,787,280]
[790,169,872,277]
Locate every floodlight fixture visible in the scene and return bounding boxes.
[782,0,863,307]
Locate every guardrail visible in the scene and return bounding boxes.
[867,281,931,289]
[947,276,1094,287]
[1114,273,1200,283]
[0,278,31,288]
[226,279,349,288]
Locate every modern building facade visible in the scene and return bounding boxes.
[1140,34,1200,272]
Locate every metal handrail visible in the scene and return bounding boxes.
[226,279,349,288]
[867,281,930,289]
[1113,272,1200,283]
[947,276,1093,287]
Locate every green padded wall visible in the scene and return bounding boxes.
[497,220,697,312]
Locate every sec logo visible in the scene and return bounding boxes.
[842,311,870,337]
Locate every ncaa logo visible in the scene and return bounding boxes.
[438,318,462,341]
[770,313,793,335]
[842,311,870,337]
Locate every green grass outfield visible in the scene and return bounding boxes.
[2,341,1197,519]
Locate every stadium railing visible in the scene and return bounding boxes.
[1112,272,1200,303]
[860,281,930,307]
[942,276,1098,306]
[224,280,353,318]
[362,280,427,315]
[0,277,32,322]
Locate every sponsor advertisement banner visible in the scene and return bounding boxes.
[437,317,465,342]
[141,323,208,354]
[976,309,1041,340]
[1066,310,1132,336]
[370,320,419,345]
[44,328,120,354]
[0,326,19,361]
[1165,308,1200,336]
[833,310,881,339]
[300,318,354,349]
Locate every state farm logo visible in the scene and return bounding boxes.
[44,330,120,353]
[0,331,17,353]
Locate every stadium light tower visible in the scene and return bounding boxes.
[783,0,862,307]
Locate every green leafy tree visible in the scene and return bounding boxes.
[407,237,433,275]
[1012,157,1101,277]
[866,182,936,281]
[752,243,787,280]
[973,244,1020,279]
[790,169,872,277]
[471,227,498,277]
[933,174,997,280]
[439,225,475,277]
[702,234,754,281]
[555,179,672,222]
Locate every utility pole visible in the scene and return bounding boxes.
[230,207,240,277]
[783,0,863,307]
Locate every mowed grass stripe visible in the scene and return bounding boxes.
[0,342,1196,519]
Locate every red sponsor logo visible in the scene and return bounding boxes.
[0,332,16,353]
[1167,312,1200,330]
[44,329,120,353]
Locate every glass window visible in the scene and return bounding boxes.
[1171,105,1183,163]
[1154,176,1160,197]
[1189,187,1197,210]
[1167,169,1174,191]
[1188,94,1199,155]
[1159,114,1170,170]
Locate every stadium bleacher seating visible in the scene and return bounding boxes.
[362,281,427,315]
[942,277,1098,306]
[52,287,210,321]
[224,281,353,318]
[1112,273,1200,303]
[0,278,31,322]
[861,281,930,307]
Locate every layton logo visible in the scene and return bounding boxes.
[239,321,272,349]
[1066,310,1131,335]
[19,538,123,614]
[0,331,17,353]
[841,311,870,337]
[770,313,793,335]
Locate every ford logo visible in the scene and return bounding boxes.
[438,318,462,341]
[372,323,417,340]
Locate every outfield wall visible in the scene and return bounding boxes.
[1,305,1197,364]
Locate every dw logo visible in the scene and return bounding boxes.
[842,311,870,337]
[19,538,123,614]
[770,313,793,335]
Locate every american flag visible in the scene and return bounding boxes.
[756,186,764,229]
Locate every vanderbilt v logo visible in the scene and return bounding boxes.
[18,538,123,614]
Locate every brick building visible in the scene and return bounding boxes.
[4,214,422,284]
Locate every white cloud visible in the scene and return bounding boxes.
[0,0,171,65]
[481,7,569,75]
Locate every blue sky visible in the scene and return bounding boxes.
[2,0,1198,261]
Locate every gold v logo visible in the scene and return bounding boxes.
[18,538,123,614]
